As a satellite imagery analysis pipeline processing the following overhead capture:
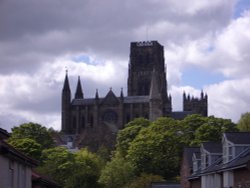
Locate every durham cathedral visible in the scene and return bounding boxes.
[61,41,208,150]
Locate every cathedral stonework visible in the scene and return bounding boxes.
[61,41,208,151]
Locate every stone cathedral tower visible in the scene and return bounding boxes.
[61,41,208,150]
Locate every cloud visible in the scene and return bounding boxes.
[0,0,249,130]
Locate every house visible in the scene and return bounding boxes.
[183,132,250,188]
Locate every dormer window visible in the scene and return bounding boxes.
[192,153,201,173]
[201,151,209,170]
[223,137,233,164]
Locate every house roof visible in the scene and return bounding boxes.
[202,142,222,154]
[32,171,61,188]
[224,132,250,145]
[201,157,222,175]
[191,147,250,177]
[0,127,10,140]
[220,147,250,171]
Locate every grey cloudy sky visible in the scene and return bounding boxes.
[1,0,250,131]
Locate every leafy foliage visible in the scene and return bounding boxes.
[116,118,150,157]
[238,112,250,131]
[99,154,135,188]
[9,122,54,149]
[124,173,165,188]
[8,138,42,160]
[65,149,104,188]
[37,147,75,186]
[38,147,104,188]
[193,116,238,144]
[127,117,181,179]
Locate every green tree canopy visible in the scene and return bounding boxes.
[193,116,238,145]
[65,148,104,188]
[116,118,150,157]
[38,147,105,188]
[238,112,250,131]
[124,173,165,188]
[179,114,207,145]
[99,154,135,188]
[127,117,181,179]
[37,147,75,186]
[9,122,54,149]
[8,138,42,160]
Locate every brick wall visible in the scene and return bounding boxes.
[234,167,250,188]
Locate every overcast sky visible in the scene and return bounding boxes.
[1,0,250,131]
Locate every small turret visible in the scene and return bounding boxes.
[74,76,84,99]
[120,88,124,99]
[201,90,204,99]
[95,89,99,100]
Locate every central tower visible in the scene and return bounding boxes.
[127,41,168,97]
[127,41,172,117]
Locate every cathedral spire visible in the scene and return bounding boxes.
[74,76,84,99]
[63,70,70,92]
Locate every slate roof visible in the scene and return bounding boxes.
[220,147,250,171]
[202,142,222,154]
[225,132,250,145]
[0,127,10,140]
[201,157,222,175]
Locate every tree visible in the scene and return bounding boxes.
[179,114,207,146]
[193,116,238,145]
[116,118,150,157]
[238,112,250,131]
[37,147,75,186]
[99,154,135,188]
[9,122,54,149]
[127,117,181,179]
[8,138,42,160]
[124,173,165,188]
[65,148,104,188]
[38,147,105,188]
